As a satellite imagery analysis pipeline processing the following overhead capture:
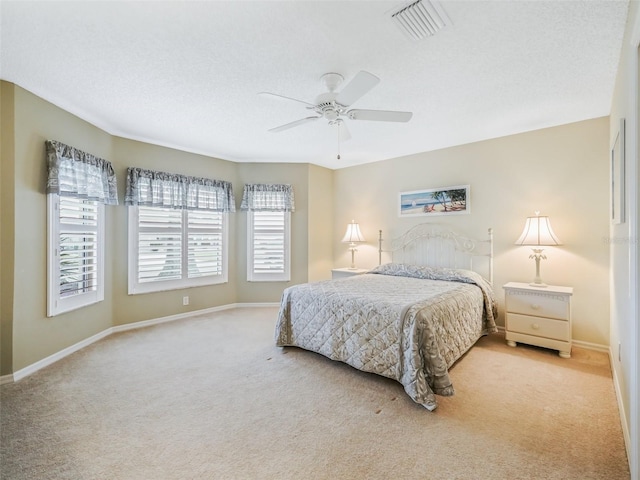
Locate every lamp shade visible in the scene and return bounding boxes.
[515,212,562,246]
[342,220,365,243]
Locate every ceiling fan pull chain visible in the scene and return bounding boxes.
[337,121,341,160]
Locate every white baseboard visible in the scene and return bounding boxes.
[13,329,113,382]
[7,303,271,384]
[609,347,632,473]
[572,339,609,353]
[235,302,280,308]
[111,304,237,333]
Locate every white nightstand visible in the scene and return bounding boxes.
[331,268,369,279]
[503,282,573,358]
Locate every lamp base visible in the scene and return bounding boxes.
[348,245,357,269]
[528,250,548,288]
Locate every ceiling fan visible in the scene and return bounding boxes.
[259,71,413,159]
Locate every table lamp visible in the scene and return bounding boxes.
[515,211,561,287]
[342,220,365,269]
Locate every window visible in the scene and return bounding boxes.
[125,167,234,295]
[247,210,290,282]
[128,207,228,294]
[48,195,105,315]
[241,184,294,282]
[45,140,117,317]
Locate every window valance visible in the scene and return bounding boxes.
[240,184,295,212]
[124,167,235,212]
[46,140,118,205]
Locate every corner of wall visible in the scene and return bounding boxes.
[0,81,16,376]
[308,164,334,282]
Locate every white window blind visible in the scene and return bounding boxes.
[247,211,290,282]
[188,210,223,278]
[59,197,99,295]
[128,206,228,294]
[48,195,105,316]
[137,206,183,283]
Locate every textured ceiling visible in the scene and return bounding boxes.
[0,0,630,169]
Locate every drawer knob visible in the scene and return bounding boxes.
[530,304,541,310]
[531,323,540,330]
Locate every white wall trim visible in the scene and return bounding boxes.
[234,302,280,308]
[8,303,277,384]
[610,347,632,468]
[572,339,609,353]
[13,329,112,382]
[111,304,238,334]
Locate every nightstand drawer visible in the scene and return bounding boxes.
[505,291,569,320]
[507,313,570,341]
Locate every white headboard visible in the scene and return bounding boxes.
[378,224,494,285]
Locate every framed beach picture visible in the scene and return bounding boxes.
[399,185,470,217]
[611,118,625,224]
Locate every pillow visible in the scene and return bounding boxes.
[370,263,497,330]
[370,262,490,289]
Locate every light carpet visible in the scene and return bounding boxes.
[0,307,630,479]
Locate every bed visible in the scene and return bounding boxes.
[275,224,498,410]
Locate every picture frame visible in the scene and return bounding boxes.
[399,184,470,217]
[611,118,625,225]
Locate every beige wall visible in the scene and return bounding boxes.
[333,118,611,347]
[307,164,333,282]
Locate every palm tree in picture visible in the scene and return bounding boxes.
[430,191,450,211]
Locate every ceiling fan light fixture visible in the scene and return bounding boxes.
[320,72,344,92]
[391,0,450,41]
[325,110,339,120]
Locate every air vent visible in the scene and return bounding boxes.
[391,0,450,40]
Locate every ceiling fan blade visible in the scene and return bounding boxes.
[268,116,321,133]
[347,109,413,122]
[335,71,380,106]
[258,92,315,108]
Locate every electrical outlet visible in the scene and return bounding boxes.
[182,296,189,306]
